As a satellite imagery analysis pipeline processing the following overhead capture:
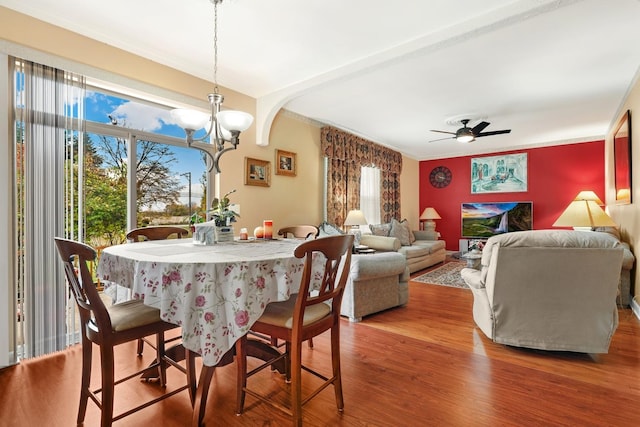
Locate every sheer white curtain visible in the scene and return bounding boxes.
[360,166,381,226]
[13,57,85,359]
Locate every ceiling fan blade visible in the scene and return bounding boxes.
[476,129,511,137]
[429,129,456,135]
[428,136,455,143]
[471,121,490,134]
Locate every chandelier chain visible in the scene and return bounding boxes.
[213,0,219,94]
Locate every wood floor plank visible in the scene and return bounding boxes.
[1,278,640,426]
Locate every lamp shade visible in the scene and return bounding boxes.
[552,200,617,228]
[420,207,441,220]
[344,210,368,226]
[216,110,254,132]
[575,190,604,205]
[170,108,210,131]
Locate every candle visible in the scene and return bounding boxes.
[239,228,248,240]
[263,220,273,239]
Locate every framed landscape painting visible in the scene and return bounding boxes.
[245,157,270,187]
[471,153,527,194]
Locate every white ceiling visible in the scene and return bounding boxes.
[2,0,640,160]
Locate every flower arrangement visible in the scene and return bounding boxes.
[208,189,240,227]
[468,239,485,252]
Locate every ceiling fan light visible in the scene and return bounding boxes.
[456,128,475,143]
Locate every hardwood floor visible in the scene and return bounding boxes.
[2,276,640,426]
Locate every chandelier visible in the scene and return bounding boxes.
[171,0,253,174]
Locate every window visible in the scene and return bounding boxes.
[10,57,209,360]
[360,166,381,225]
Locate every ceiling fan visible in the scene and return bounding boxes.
[430,119,511,143]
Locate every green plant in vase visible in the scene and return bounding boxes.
[208,189,240,227]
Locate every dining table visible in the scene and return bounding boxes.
[97,237,321,425]
[97,237,315,365]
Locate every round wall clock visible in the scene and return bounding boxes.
[429,166,452,188]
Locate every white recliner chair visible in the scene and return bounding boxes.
[461,230,624,354]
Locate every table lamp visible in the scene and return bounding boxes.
[420,207,441,232]
[344,210,368,246]
[552,191,616,231]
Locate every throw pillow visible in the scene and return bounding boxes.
[318,221,344,237]
[402,219,416,244]
[369,223,391,237]
[389,218,412,246]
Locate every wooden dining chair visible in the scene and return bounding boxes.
[126,226,188,355]
[274,224,320,349]
[235,234,354,427]
[277,225,319,240]
[126,225,189,242]
[54,238,195,427]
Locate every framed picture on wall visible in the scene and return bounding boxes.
[470,153,528,194]
[613,110,632,204]
[275,149,296,177]
[245,157,270,187]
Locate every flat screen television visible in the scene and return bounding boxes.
[461,202,533,238]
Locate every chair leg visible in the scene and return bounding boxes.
[307,338,314,349]
[290,340,303,427]
[77,337,92,425]
[235,336,247,415]
[100,345,116,427]
[331,325,344,411]
[136,338,144,356]
[185,349,198,406]
[284,341,292,383]
[156,332,167,387]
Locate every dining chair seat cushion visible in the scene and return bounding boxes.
[259,295,331,328]
[107,299,163,332]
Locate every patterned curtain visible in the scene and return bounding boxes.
[321,126,402,225]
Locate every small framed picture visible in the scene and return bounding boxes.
[275,149,296,177]
[245,157,270,187]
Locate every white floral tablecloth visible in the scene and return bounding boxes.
[97,238,311,366]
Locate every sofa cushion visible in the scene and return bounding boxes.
[360,234,401,251]
[398,240,444,259]
[370,223,391,236]
[318,221,344,237]
[390,218,414,246]
[413,230,439,241]
[408,239,445,254]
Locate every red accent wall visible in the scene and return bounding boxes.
[419,141,605,251]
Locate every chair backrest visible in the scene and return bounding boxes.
[54,238,112,336]
[293,234,354,329]
[278,225,319,240]
[126,226,189,242]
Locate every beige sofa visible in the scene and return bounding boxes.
[340,251,409,322]
[461,230,624,353]
[363,224,446,274]
[317,222,410,322]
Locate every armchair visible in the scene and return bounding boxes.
[461,230,624,354]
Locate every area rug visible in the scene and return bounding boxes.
[412,261,469,289]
